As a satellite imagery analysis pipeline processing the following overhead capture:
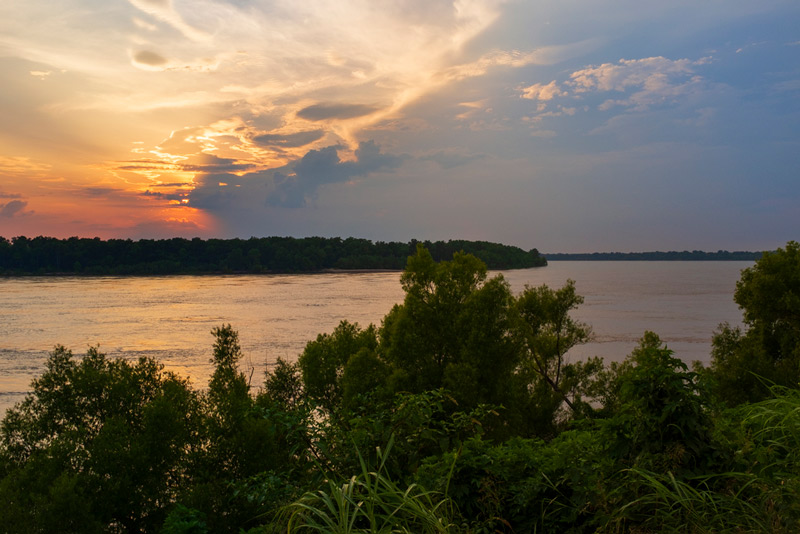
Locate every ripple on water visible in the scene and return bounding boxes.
[0,264,749,416]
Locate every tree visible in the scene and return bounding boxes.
[379,245,519,409]
[512,280,592,413]
[297,320,379,414]
[0,346,200,532]
[709,241,800,404]
[605,332,711,471]
[186,325,287,533]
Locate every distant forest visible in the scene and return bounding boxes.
[0,236,546,275]
[544,250,763,261]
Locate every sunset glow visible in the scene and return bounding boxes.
[1,1,798,250]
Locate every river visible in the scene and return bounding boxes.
[0,261,751,415]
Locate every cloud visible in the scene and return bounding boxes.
[442,49,543,81]
[253,130,325,148]
[78,187,125,198]
[441,40,600,83]
[296,103,379,121]
[0,156,51,174]
[0,200,29,218]
[0,192,23,199]
[130,49,222,72]
[519,56,713,122]
[127,0,208,41]
[179,154,255,173]
[269,140,403,207]
[455,99,490,120]
[116,160,180,172]
[568,56,709,111]
[140,190,184,201]
[520,80,566,101]
[420,148,485,169]
[133,50,168,67]
[148,182,191,188]
[188,141,403,212]
[569,57,705,92]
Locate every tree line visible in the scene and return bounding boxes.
[1,241,799,533]
[0,236,546,275]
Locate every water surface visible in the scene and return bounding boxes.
[0,261,751,414]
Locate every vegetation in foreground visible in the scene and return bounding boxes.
[1,241,798,533]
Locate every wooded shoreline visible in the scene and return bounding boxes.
[0,235,546,275]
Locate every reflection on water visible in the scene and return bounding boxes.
[0,261,751,414]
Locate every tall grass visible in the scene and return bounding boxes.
[284,436,455,533]
[605,385,800,533]
[613,469,773,533]
[737,384,800,454]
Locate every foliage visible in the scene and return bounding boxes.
[0,346,201,533]
[3,242,800,533]
[605,332,712,471]
[284,436,455,534]
[380,246,523,423]
[0,235,546,275]
[262,357,305,410]
[381,246,505,398]
[417,430,610,534]
[608,468,777,533]
[321,389,498,482]
[604,385,800,533]
[184,325,299,534]
[512,280,593,419]
[708,240,800,404]
[161,504,209,534]
[298,321,381,414]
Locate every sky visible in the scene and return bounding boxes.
[1,0,798,252]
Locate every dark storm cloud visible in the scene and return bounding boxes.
[267,140,403,207]
[0,200,28,217]
[267,171,306,208]
[180,154,255,173]
[185,170,250,212]
[296,103,378,121]
[253,129,325,148]
[133,50,168,67]
[188,141,403,211]
[140,190,184,201]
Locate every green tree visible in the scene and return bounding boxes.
[708,241,800,404]
[512,280,593,414]
[297,320,380,414]
[186,325,287,533]
[0,346,200,533]
[379,245,519,409]
[605,332,711,472]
